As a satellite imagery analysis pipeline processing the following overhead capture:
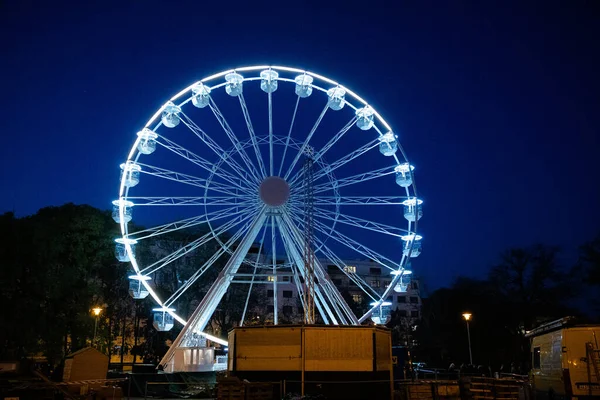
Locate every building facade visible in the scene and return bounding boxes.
[261,258,422,325]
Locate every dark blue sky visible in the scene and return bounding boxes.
[1,1,598,292]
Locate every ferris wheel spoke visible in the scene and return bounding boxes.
[276,215,336,324]
[308,196,407,206]
[314,241,397,320]
[308,116,358,167]
[240,222,269,326]
[278,212,358,324]
[268,90,274,176]
[287,115,357,186]
[283,103,329,181]
[239,94,268,178]
[357,266,407,323]
[125,196,257,207]
[312,207,411,237]
[289,138,380,187]
[207,99,264,183]
[284,196,305,212]
[155,135,254,193]
[139,207,259,275]
[313,239,379,301]
[136,163,253,198]
[126,204,256,241]
[168,208,268,351]
[179,112,262,186]
[288,211,400,271]
[277,95,301,177]
[276,223,315,321]
[164,216,258,307]
[311,165,396,195]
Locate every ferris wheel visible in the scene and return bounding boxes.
[113,65,423,350]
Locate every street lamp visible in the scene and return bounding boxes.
[92,307,103,347]
[462,312,473,365]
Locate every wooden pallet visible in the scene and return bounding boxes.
[408,384,434,400]
[245,382,273,400]
[218,377,245,400]
[463,377,522,400]
[217,378,272,400]
[217,384,245,400]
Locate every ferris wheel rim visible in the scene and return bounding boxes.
[115,64,421,343]
[140,65,393,133]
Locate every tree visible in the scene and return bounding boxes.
[0,204,120,364]
[579,235,600,285]
[489,245,574,331]
[413,245,578,370]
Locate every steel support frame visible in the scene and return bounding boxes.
[159,209,267,368]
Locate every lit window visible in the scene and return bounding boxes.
[384,280,391,288]
[344,266,356,273]
[352,294,362,303]
[268,276,276,282]
[371,280,380,288]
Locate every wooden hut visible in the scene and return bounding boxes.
[63,347,108,382]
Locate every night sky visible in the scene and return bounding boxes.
[2,1,599,292]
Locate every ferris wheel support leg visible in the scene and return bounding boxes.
[280,213,358,325]
[278,217,339,324]
[159,210,267,370]
[312,257,358,325]
[277,216,332,324]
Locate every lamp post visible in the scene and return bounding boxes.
[462,312,473,365]
[92,307,103,347]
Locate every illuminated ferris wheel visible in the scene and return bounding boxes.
[113,65,422,349]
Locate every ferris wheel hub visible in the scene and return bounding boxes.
[259,176,290,207]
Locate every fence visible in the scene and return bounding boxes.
[290,379,391,399]
[2,375,131,400]
[136,376,530,400]
[394,377,531,400]
[395,380,460,400]
[144,381,218,399]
